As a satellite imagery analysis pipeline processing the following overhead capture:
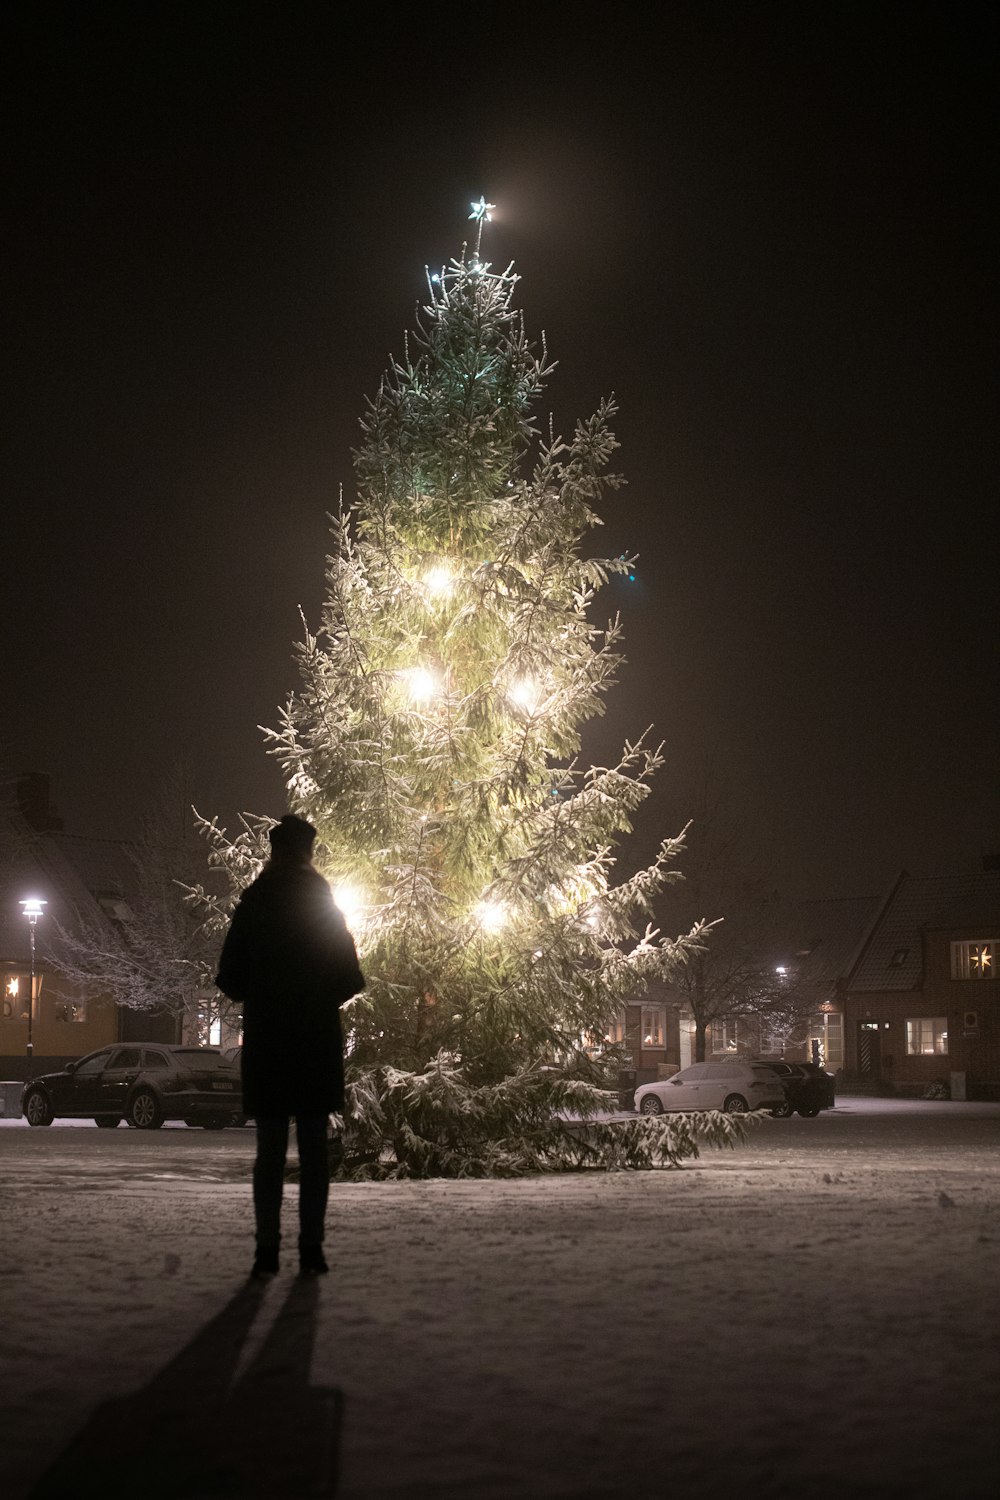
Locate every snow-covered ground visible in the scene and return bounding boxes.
[2,1100,998,1499]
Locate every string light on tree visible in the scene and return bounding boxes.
[399,665,440,703]
[508,675,543,714]
[423,564,454,598]
[474,900,508,932]
[333,885,366,928]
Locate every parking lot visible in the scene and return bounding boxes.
[3,1100,999,1498]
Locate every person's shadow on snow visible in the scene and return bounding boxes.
[29,1277,343,1498]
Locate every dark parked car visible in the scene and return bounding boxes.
[21,1044,242,1130]
[757,1060,836,1118]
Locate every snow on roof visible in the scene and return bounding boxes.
[0,811,138,965]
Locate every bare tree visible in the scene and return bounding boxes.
[659,781,810,1061]
[49,773,235,1045]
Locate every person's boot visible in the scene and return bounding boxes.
[250,1243,280,1279]
[298,1243,329,1277]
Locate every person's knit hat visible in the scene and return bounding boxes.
[268,814,317,858]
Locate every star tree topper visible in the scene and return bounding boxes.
[469,196,495,255]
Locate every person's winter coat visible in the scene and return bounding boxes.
[215,863,365,1116]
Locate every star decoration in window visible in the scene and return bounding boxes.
[970,944,993,975]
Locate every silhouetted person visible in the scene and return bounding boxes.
[216,814,365,1279]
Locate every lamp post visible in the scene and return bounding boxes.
[19,899,46,1074]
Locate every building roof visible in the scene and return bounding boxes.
[0,797,137,966]
[849,871,1000,992]
[791,894,885,986]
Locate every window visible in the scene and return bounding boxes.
[75,1050,112,1076]
[3,970,44,1020]
[711,1019,740,1053]
[54,994,87,1022]
[173,1049,225,1071]
[906,1018,948,1055]
[808,1012,843,1070]
[109,1048,141,1070]
[604,1015,628,1045]
[3,972,25,1020]
[142,1050,170,1070]
[641,1007,665,1048]
[951,941,997,979]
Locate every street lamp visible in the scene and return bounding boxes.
[19,899,46,1072]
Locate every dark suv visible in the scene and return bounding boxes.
[757,1060,836,1118]
[22,1044,242,1130]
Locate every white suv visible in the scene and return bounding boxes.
[634,1061,786,1116]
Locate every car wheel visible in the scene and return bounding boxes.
[94,1116,121,1129]
[723,1094,749,1113]
[770,1100,794,1118]
[200,1117,228,1130]
[797,1105,820,1118]
[24,1089,54,1126]
[128,1089,164,1130]
[639,1095,663,1116]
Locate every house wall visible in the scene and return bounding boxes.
[846,930,1000,1097]
[617,1002,680,1072]
[0,962,118,1081]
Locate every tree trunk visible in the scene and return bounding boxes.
[694,1017,707,1062]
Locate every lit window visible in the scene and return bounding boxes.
[641,1007,665,1048]
[3,973,23,1020]
[605,1015,627,1045]
[711,1018,740,1053]
[54,999,87,1023]
[808,1012,843,1070]
[905,1018,948,1055]
[3,971,41,1020]
[951,941,997,979]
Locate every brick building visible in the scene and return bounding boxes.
[836,869,1000,1098]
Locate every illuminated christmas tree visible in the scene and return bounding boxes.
[194,204,733,1175]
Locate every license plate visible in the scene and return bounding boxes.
[211,1082,234,1091]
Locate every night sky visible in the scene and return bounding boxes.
[4,1,997,902]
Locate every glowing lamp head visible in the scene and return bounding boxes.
[474,900,507,933]
[20,898,46,926]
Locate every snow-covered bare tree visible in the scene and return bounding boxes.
[50,776,229,1044]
